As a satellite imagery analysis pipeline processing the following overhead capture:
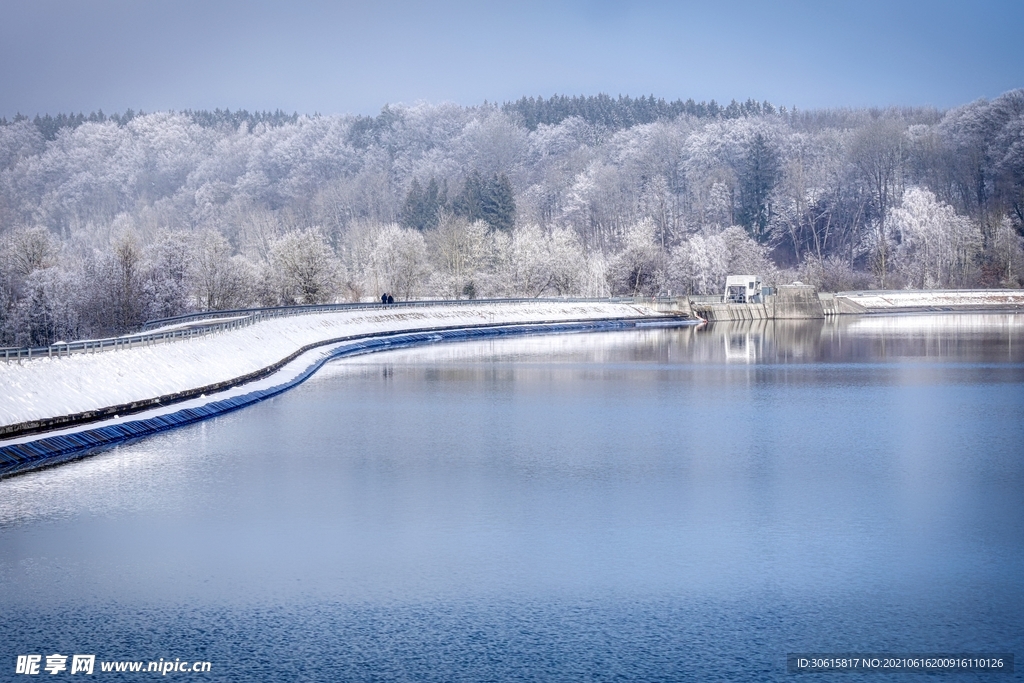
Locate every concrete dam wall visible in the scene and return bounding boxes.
[821,289,1024,314]
[691,285,825,321]
[692,287,1024,321]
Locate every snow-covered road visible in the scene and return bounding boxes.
[0,301,666,430]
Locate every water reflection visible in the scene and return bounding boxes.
[692,314,1023,364]
[1,314,1022,682]
[336,313,1024,369]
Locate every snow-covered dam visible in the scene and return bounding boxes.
[0,299,697,477]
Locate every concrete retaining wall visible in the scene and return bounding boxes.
[649,296,695,317]
[828,289,1024,314]
[695,287,1024,320]
[691,285,824,321]
[768,285,825,319]
[819,293,868,315]
[690,302,767,321]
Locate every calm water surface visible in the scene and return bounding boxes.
[2,314,1023,681]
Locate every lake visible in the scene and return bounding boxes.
[2,314,1022,681]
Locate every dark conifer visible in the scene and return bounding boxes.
[453,171,485,222]
[737,133,780,243]
[401,177,448,230]
[482,173,516,232]
[401,178,426,230]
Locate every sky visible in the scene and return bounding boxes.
[1,0,1022,118]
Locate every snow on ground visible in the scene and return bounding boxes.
[0,301,659,428]
[0,334,365,447]
[838,289,1024,309]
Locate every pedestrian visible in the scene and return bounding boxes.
[381,293,388,304]
[387,294,394,304]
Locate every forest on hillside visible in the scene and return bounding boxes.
[1,92,1023,346]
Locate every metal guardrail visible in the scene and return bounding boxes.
[139,297,620,330]
[1,296,677,363]
[2,315,256,362]
[687,295,723,304]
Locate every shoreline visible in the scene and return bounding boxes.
[0,305,696,478]
[3,292,1021,479]
[0,300,687,429]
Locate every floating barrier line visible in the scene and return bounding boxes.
[0,318,694,479]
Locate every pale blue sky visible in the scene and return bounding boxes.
[1,0,1021,117]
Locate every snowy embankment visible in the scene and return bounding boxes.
[0,301,667,431]
[836,289,1024,312]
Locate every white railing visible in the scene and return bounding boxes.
[2,296,677,362]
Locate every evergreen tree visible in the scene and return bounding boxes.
[401,178,426,230]
[737,133,780,243]
[501,93,776,131]
[401,176,447,231]
[422,177,446,230]
[482,173,516,232]
[453,171,485,222]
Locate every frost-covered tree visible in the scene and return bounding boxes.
[488,224,588,297]
[545,227,589,295]
[75,229,148,335]
[669,232,729,295]
[269,229,339,304]
[607,218,666,296]
[109,230,148,330]
[668,226,773,294]
[1,228,63,343]
[427,216,489,299]
[989,216,1024,286]
[852,115,906,286]
[11,266,81,346]
[8,227,57,277]
[3,93,1024,344]
[798,255,871,292]
[192,229,256,311]
[145,230,194,320]
[342,222,429,300]
[890,187,982,288]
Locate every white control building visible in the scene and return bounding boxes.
[723,275,765,303]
